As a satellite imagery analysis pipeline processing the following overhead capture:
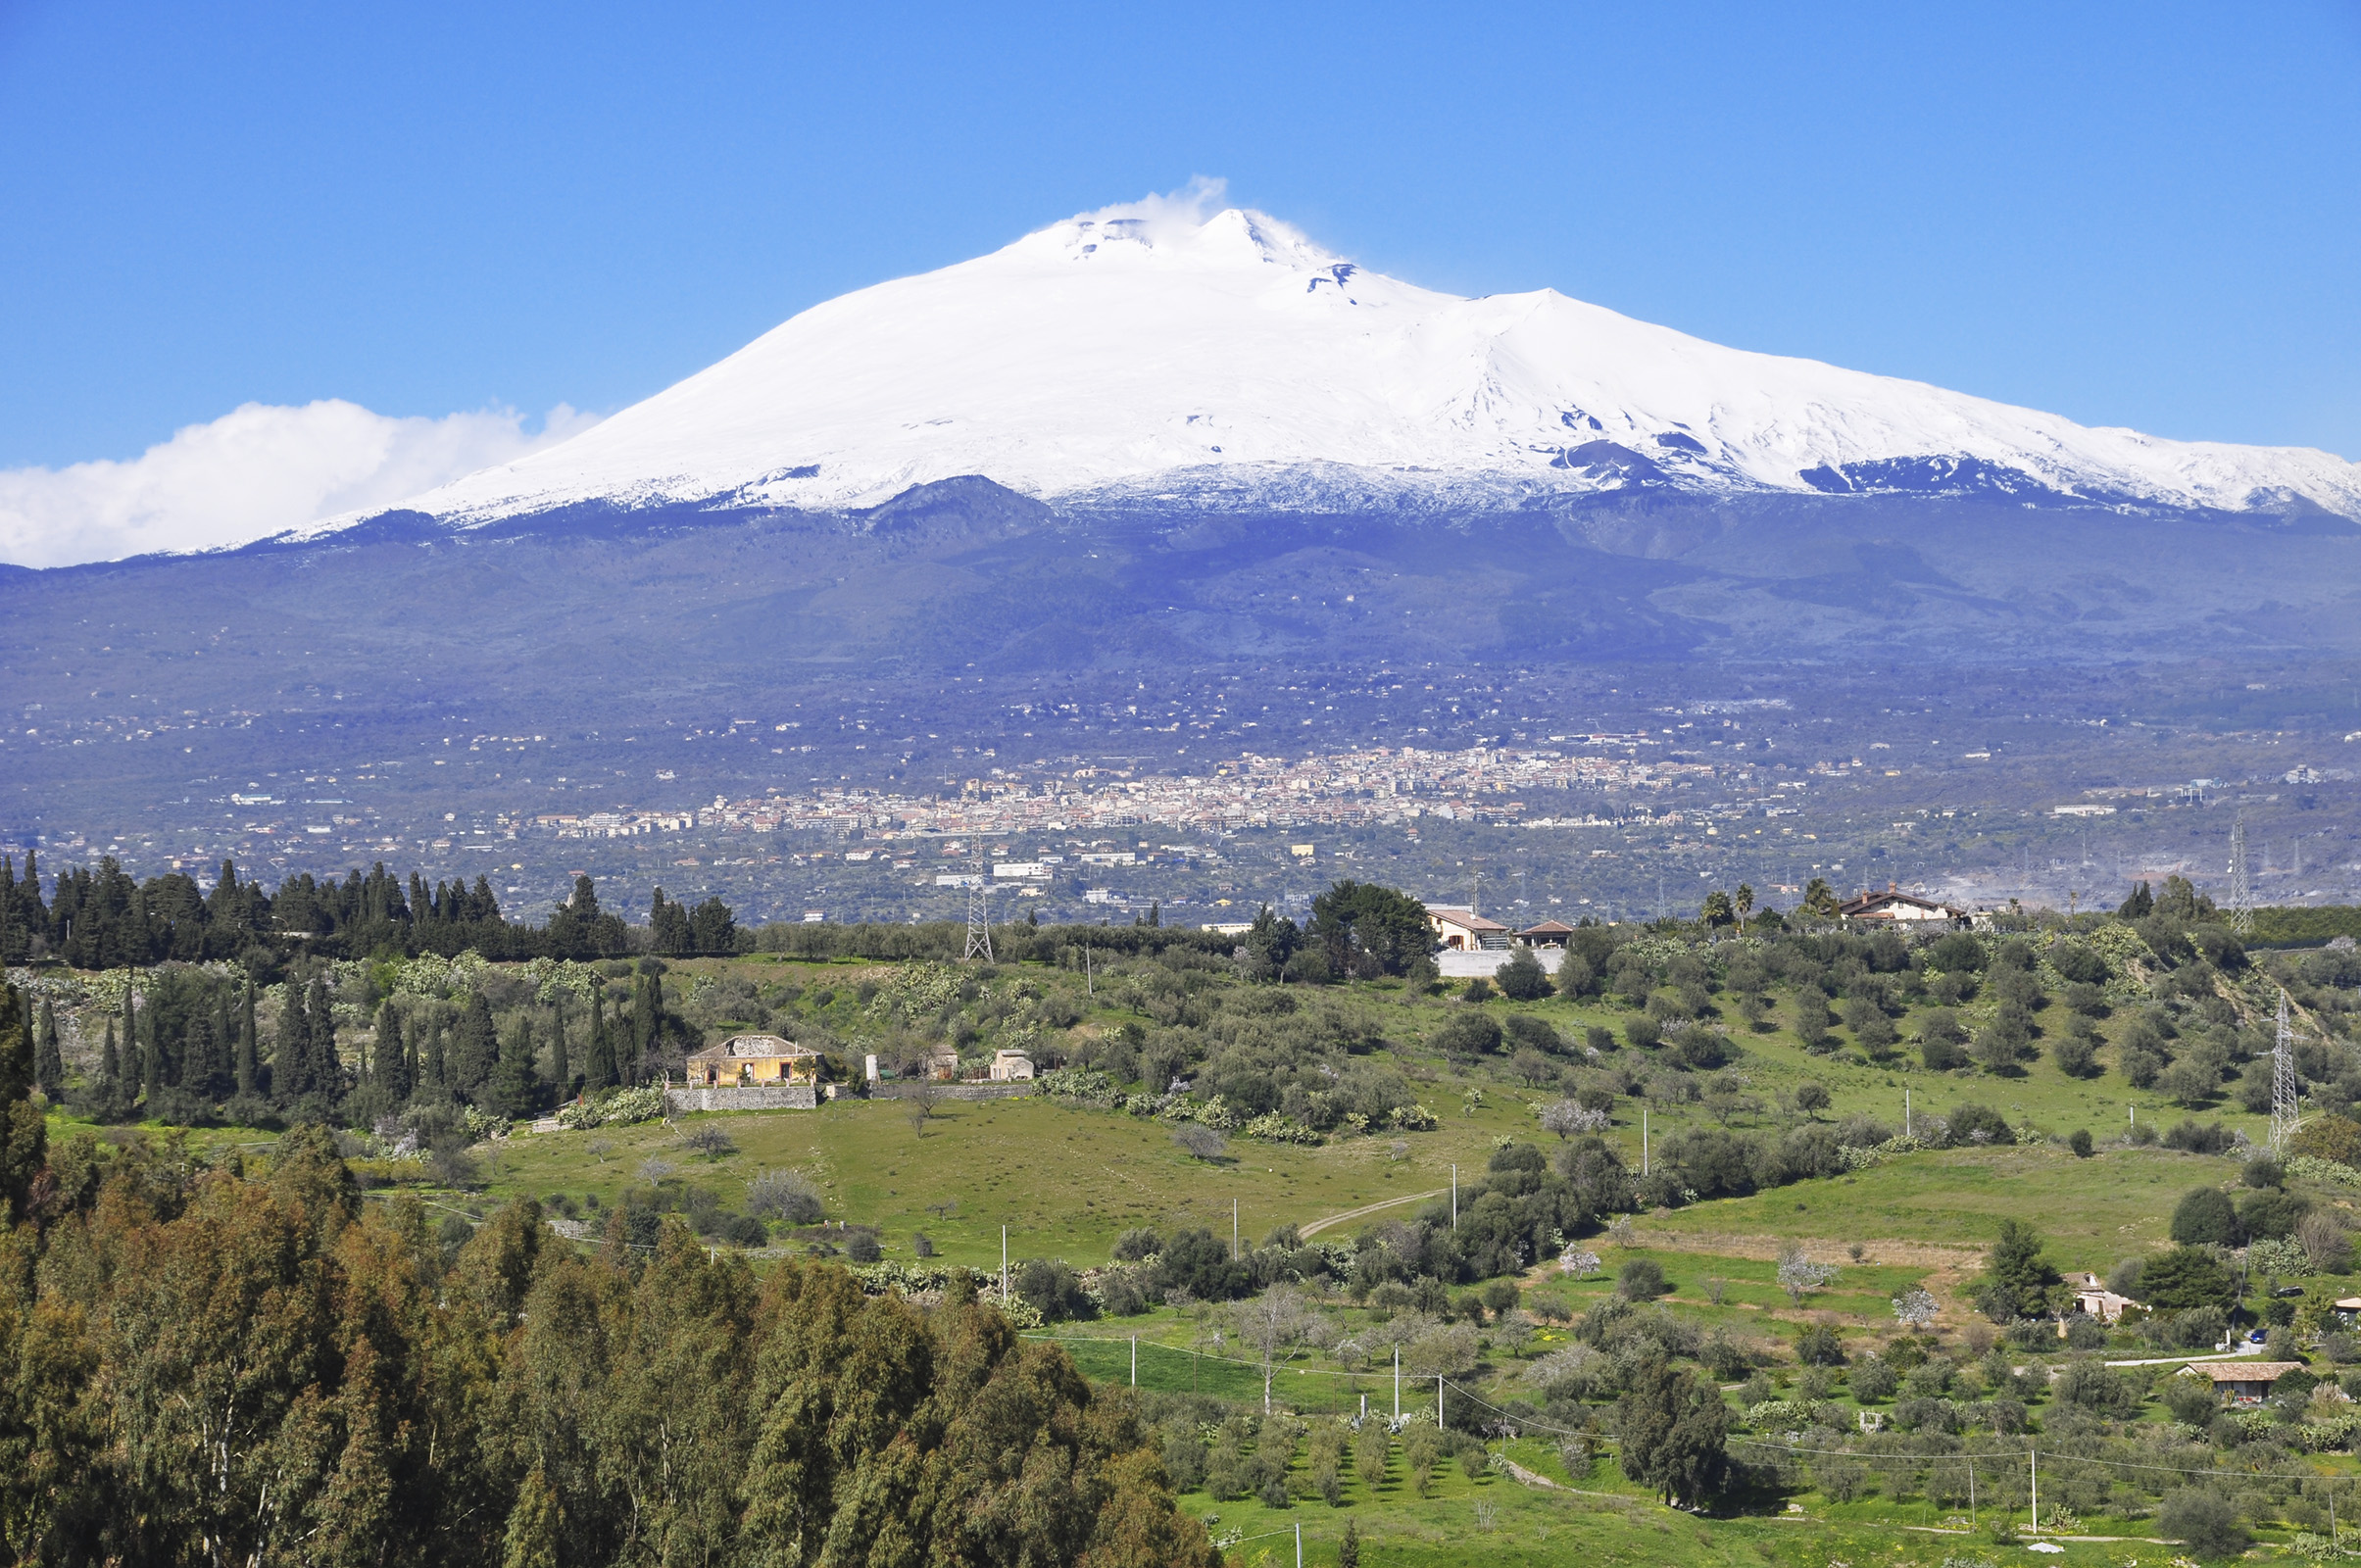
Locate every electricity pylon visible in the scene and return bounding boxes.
[963,855,994,962]
[2272,988,2299,1158]
[2229,814,2253,936]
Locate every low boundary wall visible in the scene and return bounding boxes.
[664,1084,818,1113]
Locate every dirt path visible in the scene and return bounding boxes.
[1299,1188,1448,1239]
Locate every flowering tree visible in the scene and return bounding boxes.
[1776,1244,1839,1305]
[1891,1286,1940,1330]
[1539,1099,1610,1140]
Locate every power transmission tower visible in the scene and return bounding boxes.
[2229,814,2254,936]
[2272,987,2299,1157]
[963,854,994,962]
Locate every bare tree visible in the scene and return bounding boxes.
[905,1077,939,1136]
[1172,1124,1227,1161]
[1234,1284,1321,1413]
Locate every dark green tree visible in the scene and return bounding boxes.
[2140,1247,2238,1311]
[235,981,258,1098]
[548,995,571,1101]
[1496,947,1551,1002]
[687,897,736,955]
[1306,881,1430,977]
[452,991,498,1095]
[0,980,45,1223]
[582,981,616,1091]
[1615,1351,1728,1506]
[32,998,63,1097]
[374,1001,410,1102]
[490,1015,538,1120]
[2171,1187,2241,1247]
[1973,1218,2059,1321]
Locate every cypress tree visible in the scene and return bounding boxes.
[274,982,309,1102]
[491,1015,537,1120]
[583,983,615,1092]
[99,1016,123,1119]
[375,1001,409,1102]
[549,995,571,1101]
[453,992,497,1095]
[305,976,338,1102]
[235,982,259,1099]
[424,1013,448,1095]
[402,1010,420,1101]
[140,992,162,1108]
[33,999,63,1097]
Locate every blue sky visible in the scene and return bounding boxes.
[1,0,2356,559]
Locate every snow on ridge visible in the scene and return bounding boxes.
[341,201,2361,534]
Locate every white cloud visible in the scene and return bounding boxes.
[0,400,602,568]
[1083,175,1231,243]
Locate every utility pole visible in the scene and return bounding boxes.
[2273,988,2300,1157]
[1001,1225,1008,1302]
[2029,1446,2039,1537]
[1130,1336,1137,1387]
[1904,1087,1910,1139]
[1294,1522,1302,1568]
[1233,1199,1239,1260]
[1394,1347,1400,1421]
[1451,1164,1458,1229]
[1437,1375,1445,1429]
[1642,1107,1649,1177]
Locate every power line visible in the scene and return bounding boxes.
[2229,812,2253,936]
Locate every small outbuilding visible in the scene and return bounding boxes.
[989,1050,1035,1082]
[2069,1271,2144,1324]
[1518,919,1577,950]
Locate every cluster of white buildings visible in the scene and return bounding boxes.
[536,742,1717,847]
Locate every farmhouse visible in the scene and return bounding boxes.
[1428,906,1511,951]
[989,1050,1036,1082]
[2067,1272,2143,1324]
[2176,1361,2305,1407]
[1837,883,1972,928]
[683,1033,821,1088]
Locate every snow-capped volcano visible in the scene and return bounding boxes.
[378,199,2361,526]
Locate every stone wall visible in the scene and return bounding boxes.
[867,1080,1036,1103]
[664,1084,817,1113]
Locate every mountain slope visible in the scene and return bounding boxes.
[356,204,2361,529]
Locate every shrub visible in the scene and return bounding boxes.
[1849,1356,1898,1402]
[2170,1188,2239,1247]
[1585,1025,1616,1054]
[2051,943,2110,984]
[2068,1128,2093,1158]
[1617,1258,1668,1301]
[2291,1114,2361,1168]
[2157,1490,2249,1560]
[745,1168,824,1225]
[1920,1038,1969,1071]
[1434,1011,1503,1056]
[1497,948,1552,1002]
[1013,1258,1093,1321]
[1943,1102,2015,1147]
[1623,1014,1662,1051]
[1112,1226,1161,1262]
[1795,1324,1846,1367]
[844,1228,881,1262]
[1460,978,1495,1004]
[1668,1025,1729,1071]
[2050,1034,2097,1078]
